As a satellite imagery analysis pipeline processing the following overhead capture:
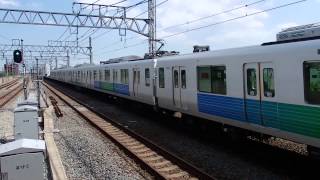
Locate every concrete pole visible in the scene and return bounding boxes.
[148,0,156,57]
[89,37,93,64]
[36,58,40,108]
[67,50,70,67]
[55,57,58,69]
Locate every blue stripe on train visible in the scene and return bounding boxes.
[245,99,261,124]
[198,93,246,121]
[94,81,129,96]
[114,83,130,96]
[198,93,280,127]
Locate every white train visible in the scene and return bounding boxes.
[49,24,320,154]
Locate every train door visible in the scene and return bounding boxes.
[260,62,277,126]
[133,68,140,96]
[244,62,276,125]
[244,63,262,125]
[172,66,187,109]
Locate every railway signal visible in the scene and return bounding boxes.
[13,49,23,63]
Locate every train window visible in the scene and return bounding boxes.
[113,70,118,83]
[263,68,275,97]
[159,68,165,88]
[212,66,226,95]
[93,70,97,81]
[145,68,150,86]
[99,70,102,80]
[304,62,320,104]
[181,70,186,89]
[174,70,179,88]
[197,66,212,93]
[121,69,129,84]
[105,70,110,82]
[247,69,257,96]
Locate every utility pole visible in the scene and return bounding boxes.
[89,37,93,64]
[148,0,156,57]
[36,58,40,109]
[55,57,58,69]
[67,50,70,67]
[21,39,28,100]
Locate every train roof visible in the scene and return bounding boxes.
[156,37,320,62]
[52,37,320,72]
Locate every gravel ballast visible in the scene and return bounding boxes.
[46,80,320,180]
[51,98,152,180]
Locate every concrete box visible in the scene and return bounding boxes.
[0,139,45,180]
[0,152,44,180]
[14,105,39,140]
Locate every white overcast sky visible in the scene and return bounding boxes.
[0,0,319,68]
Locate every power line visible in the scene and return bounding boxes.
[95,0,262,52]
[160,0,308,39]
[78,0,137,43]
[98,40,148,54]
[81,0,102,10]
[58,0,128,43]
[56,27,70,41]
[0,34,9,41]
[162,0,266,31]
[100,0,308,55]
[93,0,168,50]
[133,0,168,18]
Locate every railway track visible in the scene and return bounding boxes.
[0,78,19,90]
[44,82,216,180]
[0,83,23,108]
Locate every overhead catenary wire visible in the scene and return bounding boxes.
[77,0,131,42]
[56,0,101,41]
[0,34,9,41]
[98,39,148,55]
[95,0,263,52]
[56,27,70,41]
[93,0,168,50]
[100,0,308,55]
[78,0,144,44]
[160,0,308,39]
[162,0,266,31]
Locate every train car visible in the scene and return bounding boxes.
[155,39,320,151]
[49,24,320,154]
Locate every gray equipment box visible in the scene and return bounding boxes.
[17,99,38,107]
[1,152,44,180]
[0,139,45,180]
[14,105,39,140]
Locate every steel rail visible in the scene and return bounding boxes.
[44,81,216,180]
